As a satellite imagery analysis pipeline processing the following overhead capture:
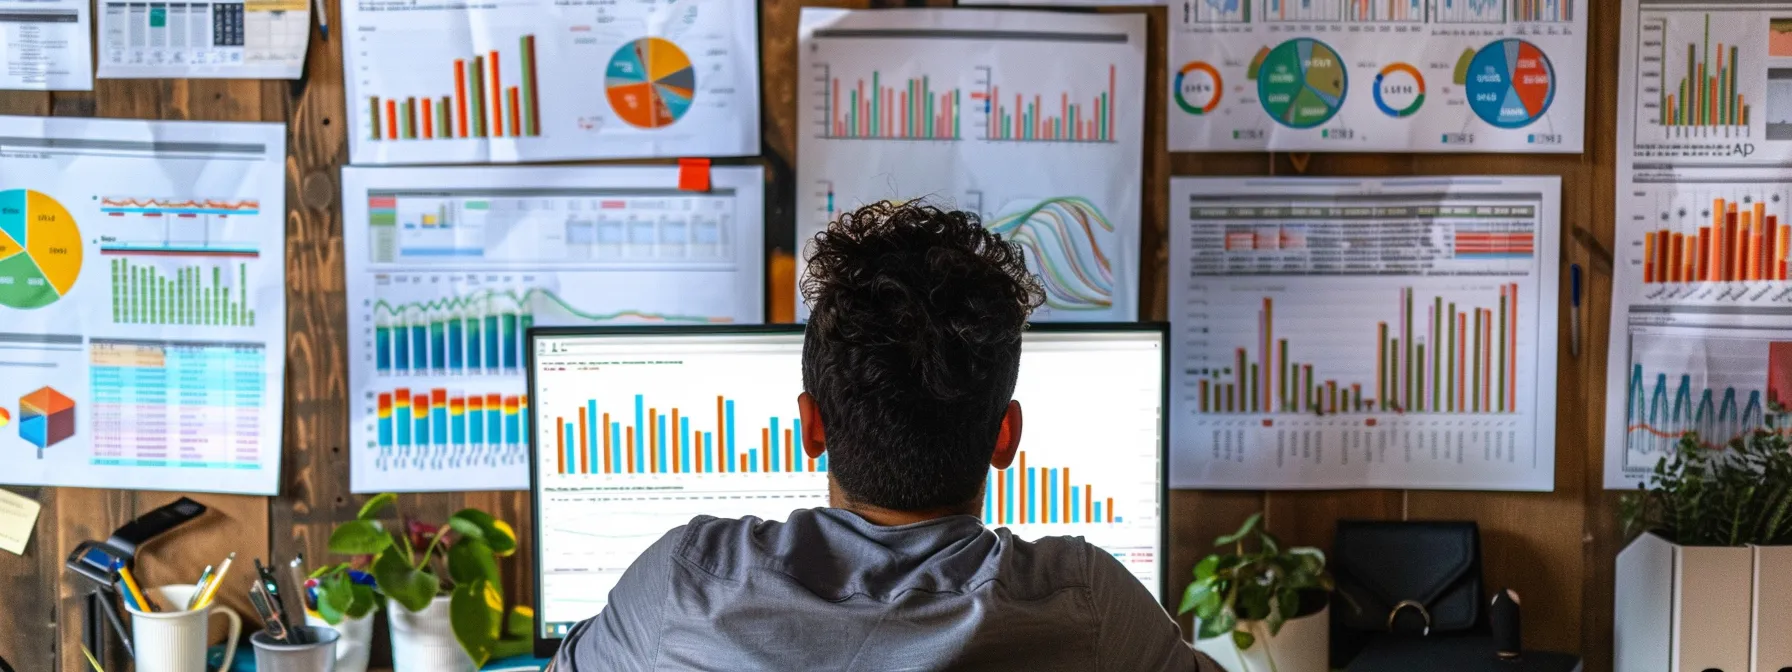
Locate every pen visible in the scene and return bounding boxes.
[288,555,312,611]
[1570,263,1583,357]
[187,564,214,610]
[196,552,235,609]
[313,0,329,41]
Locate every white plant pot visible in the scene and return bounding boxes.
[387,596,476,672]
[305,611,375,672]
[1193,606,1328,672]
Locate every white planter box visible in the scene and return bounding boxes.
[1193,606,1328,672]
[1614,531,1792,672]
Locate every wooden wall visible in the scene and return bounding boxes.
[0,1,1627,670]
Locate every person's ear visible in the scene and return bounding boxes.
[990,401,1021,469]
[798,392,827,459]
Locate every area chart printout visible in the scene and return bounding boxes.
[0,116,287,494]
[1168,0,1586,152]
[342,165,766,493]
[1168,177,1562,490]
[0,0,93,90]
[344,0,759,165]
[797,9,1145,323]
[98,0,310,79]
[1607,0,1792,487]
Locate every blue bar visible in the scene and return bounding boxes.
[564,422,575,472]
[483,316,499,373]
[1027,469,1035,524]
[634,395,644,473]
[466,320,482,370]
[770,417,780,472]
[658,413,667,473]
[486,409,499,445]
[393,325,409,371]
[376,327,391,372]
[705,432,715,471]
[469,405,483,445]
[725,400,736,469]
[501,314,518,370]
[749,449,758,473]
[452,408,466,447]
[504,409,518,446]
[818,452,827,472]
[518,402,528,446]
[410,325,427,372]
[1002,469,1012,524]
[1072,486,1081,523]
[433,407,448,447]
[1095,502,1103,523]
[430,325,446,372]
[681,418,692,472]
[448,319,463,372]
[415,414,429,448]
[794,419,803,468]
[611,422,622,473]
[984,474,993,523]
[587,401,598,474]
[378,414,392,448]
[397,405,410,447]
[1048,469,1057,524]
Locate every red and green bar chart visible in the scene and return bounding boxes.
[368,35,541,141]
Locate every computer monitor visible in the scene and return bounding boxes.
[527,323,1168,655]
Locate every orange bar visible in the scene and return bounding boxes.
[1018,451,1028,523]
[784,428,795,472]
[626,426,635,473]
[672,408,681,473]
[1458,313,1467,412]
[454,59,468,137]
[740,454,748,472]
[489,50,503,138]
[421,99,433,139]
[1062,467,1071,522]
[385,99,398,140]
[762,428,770,471]
[716,396,725,472]
[1106,498,1115,523]
[1084,484,1092,522]
[1669,234,1683,283]
[556,417,565,475]
[997,467,1006,524]
[1508,283,1518,413]
[648,408,658,473]
[694,433,704,473]
[602,412,612,474]
[577,410,588,474]
[508,87,521,137]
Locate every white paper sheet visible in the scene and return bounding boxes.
[796,8,1145,323]
[342,165,767,493]
[0,0,93,90]
[98,0,311,79]
[1167,0,1585,152]
[0,116,288,494]
[1169,176,1561,491]
[1606,0,1792,488]
[343,0,760,165]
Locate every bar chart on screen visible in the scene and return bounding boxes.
[546,392,827,477]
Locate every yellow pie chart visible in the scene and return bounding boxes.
[0,189,81,310]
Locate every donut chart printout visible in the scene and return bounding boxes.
[0,116,288,494]
[1168,0,1585,152]
[344,0,759,165]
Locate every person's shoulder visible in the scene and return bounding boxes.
[672,509,827,577]
[981,531,1110,597]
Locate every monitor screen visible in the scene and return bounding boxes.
[528,325,1166,642]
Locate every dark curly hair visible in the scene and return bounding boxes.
[801,200,1046,512]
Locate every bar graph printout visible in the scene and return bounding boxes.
[1168,0,1586,152]
[344,0,759,164]
[796,9,1145,323]
[1609,0,1792,486]
[0,116,288,494]
[1169,176,1561,490]
[530,330,1165,637]
[342,165,765,492]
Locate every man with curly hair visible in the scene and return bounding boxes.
[554,201,1220,671]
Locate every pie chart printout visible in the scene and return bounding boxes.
[1466,39,1554,129]
[1257,38,1347,130]
[0,189,81,310]
[605,37,697,129]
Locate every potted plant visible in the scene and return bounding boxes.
[326,493,533,671]
[1180,513,1331,672]
[305,553,380,672]
[1615,428,1792,670]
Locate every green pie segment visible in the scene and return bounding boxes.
[1257,38,1347,129]
[0,250,56,309]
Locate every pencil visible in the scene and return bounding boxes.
[186,565,215,611]
[79,643,106,672]
[196,552,236,609]
[118,566,152,613]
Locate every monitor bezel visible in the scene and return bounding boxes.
[526,322,1171,659]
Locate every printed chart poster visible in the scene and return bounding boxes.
[342,165,766,493]
[0,0,93,90]
[1168,0,1585,152]
[1169,177,1561,490]
[797,9,1145,322]
[0,116,287,494]
[1606,0,1792,487]
[99,0,311,79]
[344,0,760,165]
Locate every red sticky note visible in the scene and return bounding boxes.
[678,158,711,192]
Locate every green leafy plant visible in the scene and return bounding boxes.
[1620,425,1792,547]
[326,493,532,666]
[1178,513,1332,658]
[306,563,377,625]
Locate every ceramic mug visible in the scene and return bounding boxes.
[126,584,242,672]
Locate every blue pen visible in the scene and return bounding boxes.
[1570,263,1583,357]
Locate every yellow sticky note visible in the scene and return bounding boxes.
[0,488,42,555]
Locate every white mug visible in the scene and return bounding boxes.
[127,584,243,672]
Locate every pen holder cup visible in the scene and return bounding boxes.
[253,626,340,672]
[127,585,243,672]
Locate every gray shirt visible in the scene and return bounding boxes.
[554,507,1219,671]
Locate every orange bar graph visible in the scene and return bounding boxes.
[602,412,612,473]
[577,411,587,474]
[454,59,468,137]
[555,419,565,474]
[489,50,503,138]
[1648,197,1791,284]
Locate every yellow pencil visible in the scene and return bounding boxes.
[195,552,235,609]
[117,566,152,613]
[79,643,106,672]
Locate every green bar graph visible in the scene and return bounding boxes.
[110,258,255,326]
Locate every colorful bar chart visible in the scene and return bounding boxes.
[820,65,962,140]
[108,258,256,326]
[368,35,541,141]
[971,65,1118,143]
[375,388,530,456]
[1643,198,1789,284]
[1190,0,1251,23]
[549,394,828,475]
[981,451,1119,526]
[1196,286,1521,415]
[1511,0,1571,22]
[1661,15,1746,131]
[1434,0,1504,24]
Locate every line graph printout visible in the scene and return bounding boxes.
[343,0,759,165]
[1168,0,1586,152]
[0,116,287,494]
[1609,0,1792,486]
[1169,176,1561,490]
[529,330,1166,637]
[797,9,1144,322]
[343,165,765,492]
